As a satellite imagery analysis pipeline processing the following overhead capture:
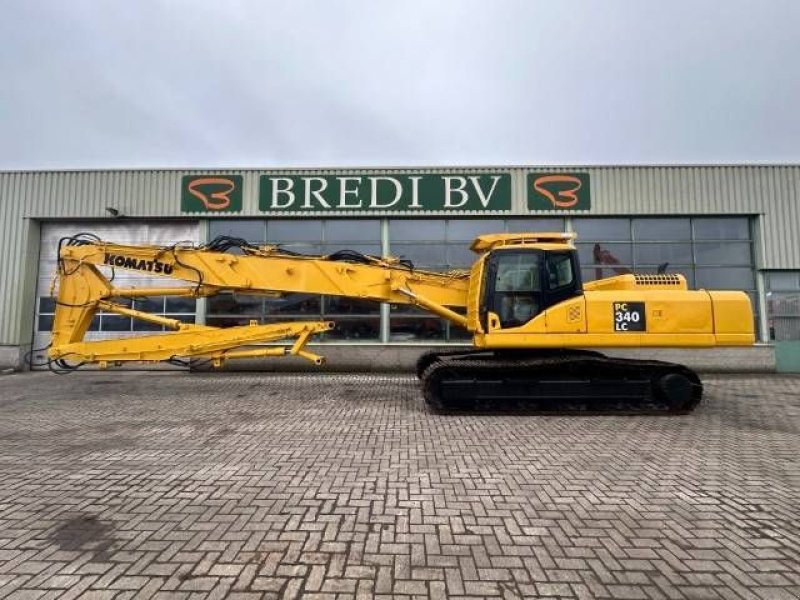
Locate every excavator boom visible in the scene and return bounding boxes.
[48,235,468,368]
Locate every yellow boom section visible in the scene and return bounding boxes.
[49,240,470,368]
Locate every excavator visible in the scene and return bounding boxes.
[46,232,755,413]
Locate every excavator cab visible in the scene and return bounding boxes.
[470,233,582,331]
[482,247,582,330]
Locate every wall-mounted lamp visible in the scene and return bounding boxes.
[105,206,122,218]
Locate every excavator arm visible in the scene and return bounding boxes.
[47,235,470,369]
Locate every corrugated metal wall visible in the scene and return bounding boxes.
[0,165,798,346]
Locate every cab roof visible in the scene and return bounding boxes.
[470,232,577,253]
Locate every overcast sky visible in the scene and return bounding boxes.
[1,0,798,170]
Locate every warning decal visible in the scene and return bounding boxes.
[613,302,646,332]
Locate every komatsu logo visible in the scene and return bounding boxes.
[104,253,174,274]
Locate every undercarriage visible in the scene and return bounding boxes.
[418,349,703,414]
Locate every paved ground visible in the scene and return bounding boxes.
[0,372,798,600]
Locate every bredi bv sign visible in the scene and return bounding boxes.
[180,171,590,213]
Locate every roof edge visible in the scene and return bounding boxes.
[1,162,800,175]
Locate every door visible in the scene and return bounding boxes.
[31,221,199,369]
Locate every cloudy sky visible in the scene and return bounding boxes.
[1,0,798,169]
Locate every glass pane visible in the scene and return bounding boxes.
[38,314,54,331]
[267,220,323,242]
[208,294,263,315]
[573,218,631,241]
[325,219,380,242]
[576,242,632,266]
[209,220,264,243]
[38,297,56,314]
[325,296,380,315]
[264,293,321,315]
[770,317,800,341]
[695,267,755,290]
[506,218,564,233]
[391,244,447,267]
[165,297,197,313]
[693,218,750,240]
[634,243,693,265]
[447,244,477,269]
[546,253,574,288]
[134,297,165,313]
[326,318,380,341]
[496,253,541,292]
[448,324,472,341]
[133,320,163,332]
[390,317,446,341]
[447,219,505,241]
[102,315,131,331]
[389,219,445,242]
[767,292,800,316]
[694,242,752,266]
[633,218,691,241]
[582,266,633,282]
[767,272,800,291]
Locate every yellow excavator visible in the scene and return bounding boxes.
[46,232,754,413]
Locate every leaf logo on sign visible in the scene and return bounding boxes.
[187,177,237,211]
[532,175,583,208]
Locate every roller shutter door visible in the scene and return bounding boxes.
[31,221,199,369]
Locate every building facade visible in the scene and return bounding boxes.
[1,165,799,371]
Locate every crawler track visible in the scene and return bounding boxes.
[420,350,703,414]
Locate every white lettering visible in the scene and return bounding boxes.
[443,176,469,208]
[302,177,330,209]
[470,175,501,208]
[368,177,402,209]
[271,178,295,209]
[338,177,362,208]
[408,176,422,209]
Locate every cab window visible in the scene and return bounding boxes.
[491,252,541,328]
[546,253,574,289]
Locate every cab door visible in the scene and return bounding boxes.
[482,250,543,330]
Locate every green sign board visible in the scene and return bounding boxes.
[181,175,243,213]
[527,172,590,211]
[259,173,511,212]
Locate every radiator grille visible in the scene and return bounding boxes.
[634,274,683,286]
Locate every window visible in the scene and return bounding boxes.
[207,219,382,341]
[575,217,753,285]
[491,252,541,328]
[633,218,691,241]
[766,271,800,341]
[204,216,757,343]
[546,253,574,289]
[496,254,541,292]
[35,295,196,334]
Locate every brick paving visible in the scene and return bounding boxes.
[0,371,798,599]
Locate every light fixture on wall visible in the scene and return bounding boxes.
[105,206,123,218]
